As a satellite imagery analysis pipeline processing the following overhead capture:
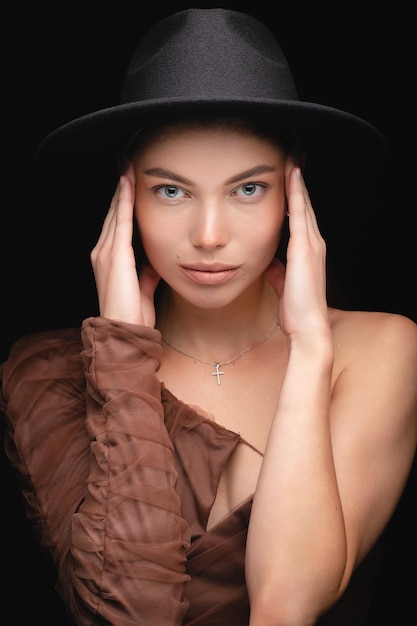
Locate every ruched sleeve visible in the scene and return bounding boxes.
[1,317,191,625]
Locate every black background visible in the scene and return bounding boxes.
[2,2,415,623]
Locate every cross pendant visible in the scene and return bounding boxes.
[212,363,225,385]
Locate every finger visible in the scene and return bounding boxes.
[286,167,320,239]
[93,179,122,251]
[124,160,136,186]
[111,175,135,248]
[296,169,321,236]
[285,166,307,227]
[90,182,120,261]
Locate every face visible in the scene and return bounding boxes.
[133,124,287,310]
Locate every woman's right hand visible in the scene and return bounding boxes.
[90,163,160,327]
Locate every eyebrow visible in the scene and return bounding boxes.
[144,168,193,185]
[225,165,277,185]
[143,164,277,186]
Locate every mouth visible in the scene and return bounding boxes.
[180,263,240,285]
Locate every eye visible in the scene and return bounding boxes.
[155,184,188,199]
[233,182,266,197]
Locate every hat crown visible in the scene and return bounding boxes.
[121,8,299,104]
[36,7,386,191]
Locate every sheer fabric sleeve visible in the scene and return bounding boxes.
[1,317,190,625]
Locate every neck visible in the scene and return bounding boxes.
[157,279,279,362]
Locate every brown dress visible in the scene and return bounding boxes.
[0,317,382,625]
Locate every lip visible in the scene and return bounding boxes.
[180,263,240,285]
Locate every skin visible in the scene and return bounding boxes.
[91,125,417,626]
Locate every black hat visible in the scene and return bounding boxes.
[35,8,387,189]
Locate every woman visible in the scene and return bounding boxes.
[1,8,416,626]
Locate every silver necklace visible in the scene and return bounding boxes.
[162,323,280,385]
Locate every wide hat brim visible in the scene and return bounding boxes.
[34,8,388,192]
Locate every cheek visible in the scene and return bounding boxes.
[254,187,286,251]
[134,189,160,249]
[135,214,179,276]
[134,205,158,266]
[247,214,283,255]
[136,220,165,261]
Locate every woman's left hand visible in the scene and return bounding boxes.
[265,159,329,340]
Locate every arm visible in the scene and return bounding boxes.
[73,168,191,623]
[1,169,191,624]
[1,321,191,625]
[71,165,191,623]
[246,166,417,626]
[70,316,190,624]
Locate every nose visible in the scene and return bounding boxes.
[190,201,229,249]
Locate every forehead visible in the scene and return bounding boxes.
[132,126,287,191]
[135,130,286,183]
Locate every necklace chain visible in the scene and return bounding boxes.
[162,323,280,385]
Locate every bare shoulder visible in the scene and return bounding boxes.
[329,307,417,363]
[329,307,417,417]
